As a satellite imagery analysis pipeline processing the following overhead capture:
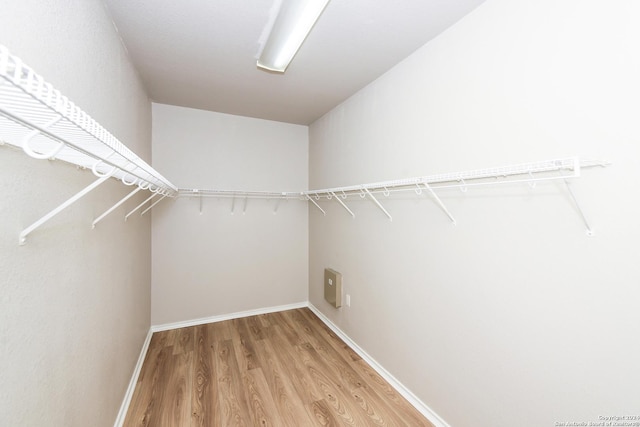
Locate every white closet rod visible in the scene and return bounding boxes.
[0,44,177,244]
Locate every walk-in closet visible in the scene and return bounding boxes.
[1,1,639,426]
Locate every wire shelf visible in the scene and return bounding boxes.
[179,157,607,235]
[0,45,607,239]
[0,44,176,195]
[181,157,588,200]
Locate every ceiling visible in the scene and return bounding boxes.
[103,0,485,125]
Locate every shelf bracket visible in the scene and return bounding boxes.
[330,191,355,218]
[243,196,248,215]
[422,182,456,225]
[273,197,281,214]
[557,165,593,236]
[364,188,392,221]
[19,174,111,245]
[231,194,236,215]
[190,189,203,215]
[92,187,142,228]
[141,194,167,216]
[563,178,594,237]
[125,193,155,221]
[306,194,326,215]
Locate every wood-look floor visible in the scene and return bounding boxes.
[124,308,434,426]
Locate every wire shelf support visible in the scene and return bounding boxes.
[0,44,178,243]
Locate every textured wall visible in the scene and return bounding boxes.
[309,1,640,426]
[151,104,308,325]
[0,0,153,425]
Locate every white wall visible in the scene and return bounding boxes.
[0,1,153,426]
[309,1,640,426]
[151,104,308,325]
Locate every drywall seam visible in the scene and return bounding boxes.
[307,303,452,427]
[113,328,154,427]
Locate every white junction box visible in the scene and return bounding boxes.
[324,268,342,308]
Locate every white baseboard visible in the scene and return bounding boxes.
[150,301,308,332]
[307,303,451,427]
[113,328,153,427]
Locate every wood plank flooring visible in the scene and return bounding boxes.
[124,308,434,426]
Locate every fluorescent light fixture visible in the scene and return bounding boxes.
[257,0,330,73]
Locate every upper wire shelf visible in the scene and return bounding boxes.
[0,45,607,239]
[0,44,177,196]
